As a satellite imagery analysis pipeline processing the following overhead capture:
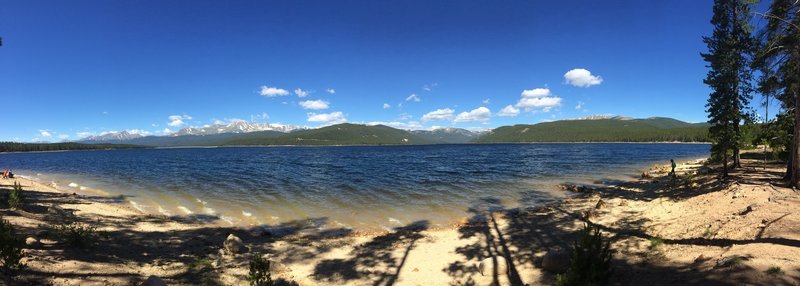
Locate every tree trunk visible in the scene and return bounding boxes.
[723,147,729,178]
[734,147,741,169]
[793,84,800,188]
[793,45,800,188]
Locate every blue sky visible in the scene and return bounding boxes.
[0,0,773,142]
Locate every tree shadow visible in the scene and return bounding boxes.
[312,220,429,286]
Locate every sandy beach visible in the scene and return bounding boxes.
[2,155,800,285]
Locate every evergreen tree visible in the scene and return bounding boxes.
[753,0,799,186]
[703,0,755,177]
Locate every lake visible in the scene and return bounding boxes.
[0,143,709,231]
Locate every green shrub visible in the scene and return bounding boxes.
[8,182,24,209]
[765,266,783,275]
[247,254,273,286]
[556,223,614,286]
[649,237,664,250]
[0,218,24,272]
[53,221,98,248]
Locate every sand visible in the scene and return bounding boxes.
[1,155,799,285]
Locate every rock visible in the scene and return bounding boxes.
[690,182,700,189]
[732,192,743,199]
[223,234,245,254]
[25,237,39,247]
[736,204,756,215]
[542,249,570,273]
[141,275,166,286]
[641,172,651,178]
[476,256,509,276]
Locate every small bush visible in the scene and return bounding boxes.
[247,254,273,286]
[556,223,614,286]
[53,222,98,248]
[718,255,745,268]
[8,182,24,209]
[0,218,25,272]
[765,266,783,275]
[649,237,664,250]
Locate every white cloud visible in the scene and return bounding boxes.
[126,129,150,136]
[307,111,346,124]
[259,85,290,97]
[76,132,94,139]
[516,97,562,112]
[575,101,584,110]
[299,100,330,110]
[564,68,603,87]
[398,113,412,120]
[58,134,70,140]
[421,108,455,121]
[383,103,391,109]
[406,94,421,102]
[102,111,108,115]
[326,88,336,94]
[521,88,552,98]
[163,128,173,134]
[482,98,491,104]
[294,88,309,97]
[454,107,491,123]
[514,87,562,112]
[39,130,52,137]
[168,115,192,127]
[498,105,520,117]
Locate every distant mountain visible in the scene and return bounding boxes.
[81,131,286,147]
[172,121,306,136]
[78,116,708,147]
[411,127,485,144]
[224,123,433,146]
[476,117,709,143]
[82,131,145,142]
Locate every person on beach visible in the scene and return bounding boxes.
[669,159,676,177]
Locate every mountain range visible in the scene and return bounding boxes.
[78,116,709,147]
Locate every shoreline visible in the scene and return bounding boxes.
[3,155,799,285]
[0,141,711,154]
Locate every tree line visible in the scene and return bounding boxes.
[704,0,799,185]
[0,142,143,153]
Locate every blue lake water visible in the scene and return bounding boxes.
[0,143,709,230]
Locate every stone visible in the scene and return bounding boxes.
[25,237,39,247]
[141,275,166,286]
[541,249,570,273]
[476,256,508,276]
[736,204,757,215]
[223,234,245,254]
[641,172,651,178]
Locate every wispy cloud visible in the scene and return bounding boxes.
[168,115,192,127]
[299,99,330,110]
[294,88,309,97]
[38,130,52,137]
[497,105,520,117]
[383,103,391,109]
[575,101,584,110]
[422,83,438,91]
[259,85,290,97]
[406,93,421,102]
[564,68,603,87]
[251,112,270,121]
[325,88,336,94]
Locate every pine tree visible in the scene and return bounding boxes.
[703,0,755,177]
[754,0,799,186]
